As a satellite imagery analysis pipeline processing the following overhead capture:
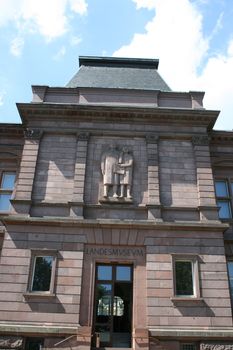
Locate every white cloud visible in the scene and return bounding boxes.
[196,40,233,130]
[10,37,24,56]
[0,0,88,41]
[70,35,82,46]
[113,0,233,130]
[114,0,208,90]
[0,94,4,107]
[69,0,88,15]
[53,46,66,60]
[132,0,156,10]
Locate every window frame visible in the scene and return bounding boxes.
[27,250,57,296]
[214,178,233,220]
[227,260,233,309]
[172,254,200,300]
[0,171,16,212]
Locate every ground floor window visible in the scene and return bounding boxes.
[181,343,197,350]
[28,250,57,295]
[172,255,200,298]
[227,261,233,305]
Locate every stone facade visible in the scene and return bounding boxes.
[0,56,233,350]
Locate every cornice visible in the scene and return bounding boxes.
[1,215,228,232]
[210,130,233,144]
[0,124,23,137]
[16,103,218,130]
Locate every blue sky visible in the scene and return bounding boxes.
[0,0,233,130]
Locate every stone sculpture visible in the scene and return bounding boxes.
[101,145,134,199]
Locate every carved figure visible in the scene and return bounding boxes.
[118,146,133,199]
[101,144,134,199]
[101,144,119,198]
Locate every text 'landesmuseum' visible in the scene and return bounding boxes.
[0,56,233,350]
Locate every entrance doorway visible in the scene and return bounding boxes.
[92,264,133,348]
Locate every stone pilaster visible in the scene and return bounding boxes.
[192,135,219,221]
[11,128,42,216]
[146,134,162,221]
[69,132,89,218]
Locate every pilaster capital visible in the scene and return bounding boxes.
[77,132,90,141]
[24,128,43,140]
[146,134,159,144]
[192,135,209,146]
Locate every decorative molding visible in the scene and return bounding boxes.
[1,215,229,231]
[0,151,19,160]
[0,336,23,349]
[210,132,233,144]
[192,135,209,146]
[0,323,78,335]
[24,128,42,139]
[212,157,233,167]
[99,197,133,204]
[17,103,218,131]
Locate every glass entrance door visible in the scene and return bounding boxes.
[92,264,133,348]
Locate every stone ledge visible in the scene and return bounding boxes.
[149,327,233,338]
[0,323,78,335]
[99,197,133,204]
[170,297,204,303]
[1,215,229,231]
[23,292,56,299]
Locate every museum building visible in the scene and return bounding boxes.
[0,56,233,350]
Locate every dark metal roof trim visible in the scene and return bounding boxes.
[79,56,159,69]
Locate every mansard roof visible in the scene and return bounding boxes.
[66,56,171,91]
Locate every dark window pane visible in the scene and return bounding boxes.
[97,265,112,280]
[116,266,131,281]
[181,344,196,350]
[217,201,231,219]
[1,173,15,189]
[215,181,228,197]
[228,262,233,299]
[175,261,193,296]
[0,194,12,211]
[32,256,53,292]
[25,338,44,350]
[95,325,110,343]
[228,262,233,278]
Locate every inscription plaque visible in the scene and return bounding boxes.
[85,246,144,257]
[201,343,233,350]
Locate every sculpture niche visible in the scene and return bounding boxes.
[101,144,134,200]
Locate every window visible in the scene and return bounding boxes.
[28,251,57,295]
[214,179,233,219]
[181,344,196,350]
[172,255,200,299]
[227,261,233,306]
[0,172,16,211]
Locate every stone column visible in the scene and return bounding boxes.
[69,132,89,218]
[192,135,219,221]
[11,128,42,215]
[146,134,162,221]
